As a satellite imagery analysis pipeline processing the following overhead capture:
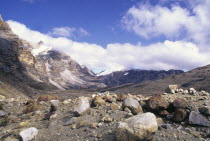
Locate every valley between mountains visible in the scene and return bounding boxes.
[0,16,209,141]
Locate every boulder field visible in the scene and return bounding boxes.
[0,86,209,141]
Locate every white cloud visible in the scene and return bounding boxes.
[7,18,210,73]
[48,27,89,38]
[48,27,76,37]
[122,0,210,45]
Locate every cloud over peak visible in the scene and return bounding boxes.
[7,20,210,73]
[48,27,89,38]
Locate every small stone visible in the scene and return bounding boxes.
[205,100,210,106]
[19,127,39,141]
[124,107,131,113]
[77,120,91,128]
[101,114,113,123]
[125,113,133,118]
[177,125,184,130]
[183,90,189,94]
[189,88,196,95]
[117,94,127,102]
[73,97,90,116]
[103,95,116,103]
[0,95,5,101]
[23,102,42,114]
[90,123,98,128]
[161,124,171,129]
[0,110,7,117]
[199,106,210,116]
[92,96,106,107]
[63,99,71,105]
[172,108,187,122]
[190,131,201,138]
[72,124,76,129]
[123,97,142,115]
[97,123,103,127]
[173,98,187,109]
[156,118,163,126]
[63,117,77,126]
[50,100,60,107]
[165,85,178,94]
[19,121,30,127]
[50,113,57,120]
[159,110,169,117]
[166,114,173,120]
[201,91,209,96]
[179,89,184,92]
[110,103,121,110]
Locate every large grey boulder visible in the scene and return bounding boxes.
[19,127,39,141]
[116,112,158,141]
[122,97,142,115]
[73,97,90,116]
[189,111,210,127]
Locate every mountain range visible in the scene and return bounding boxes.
[0,16,209,98]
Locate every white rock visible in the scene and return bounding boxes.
[91,94,97,98]
[205,100,210,106]
[63,99,71,105]
[0,95,5,101]
[183,90,189,94]
[189,111,210,127]
[165,85,178,94]
[0,110,7,117]
[73,97,90,115]
[7,98,15,102]
[19,127,39,141]
[189,88,196,95]
[201,91,209,96]
[50,100,60,107]
[116,112,158,141]
[179,89,184,92]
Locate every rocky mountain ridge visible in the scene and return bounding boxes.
[104,64,210,95]
[100,69,184,87]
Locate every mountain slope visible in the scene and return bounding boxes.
[37,50,106,89]
[102,64,210,95]
[0,16,105,97]
[100,69,183,86]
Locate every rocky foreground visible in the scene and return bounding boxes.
[0,86,210,141]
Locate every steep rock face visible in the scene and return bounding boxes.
[37,50,106,89]
[0,16,105,91]
[0,17,48,83]
[100,69,184,87]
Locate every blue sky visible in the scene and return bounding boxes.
[1,0,210,73]
[1,0,145,47]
